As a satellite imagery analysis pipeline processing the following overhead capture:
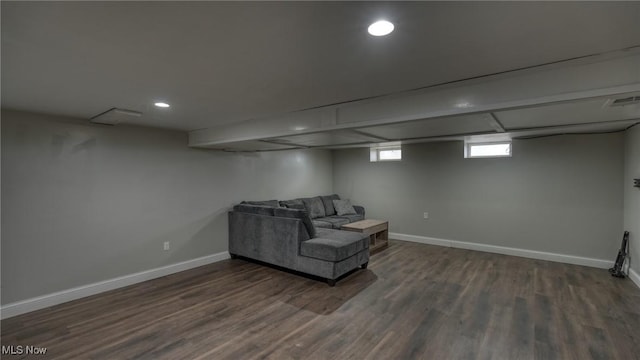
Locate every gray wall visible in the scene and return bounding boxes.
[1,110,333,304]
[333,134,624,260]
[624,125,640,274]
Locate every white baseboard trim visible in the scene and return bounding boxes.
[629,269,640,289]
[0,251,230,320]
[390,232,614,269]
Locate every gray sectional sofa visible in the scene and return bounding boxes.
[228,195,369,286]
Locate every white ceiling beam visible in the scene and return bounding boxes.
[189,49,640,148]
[489,113,506,132]
[318,119,639,150]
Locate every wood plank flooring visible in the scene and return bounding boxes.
[2,240,640,359]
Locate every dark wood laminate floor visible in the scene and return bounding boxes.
[2,240,640,360]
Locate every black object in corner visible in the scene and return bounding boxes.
[634,179,640,188]
[609,231,629,279]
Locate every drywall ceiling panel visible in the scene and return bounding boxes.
[267,130,383,147]
[357,113,497,140]
[202,140,299,152]
[496,94,640,130]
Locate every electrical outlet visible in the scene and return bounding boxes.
[163,241,170,251]
[423,212,429,219]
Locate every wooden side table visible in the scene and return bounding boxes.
[341,219,389,254]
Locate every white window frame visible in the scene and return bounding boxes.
[464,141,512,159]
[370,146,402,162]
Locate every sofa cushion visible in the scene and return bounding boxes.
[287,203,306,210]
[274,208,316,238]
[301,197,326,219]
[312,219,333,229]
[333,199,357,216]
[315,216,349,229]
[300,229,369,262]
[320,194,340,216]
[332,214,364,223]
[242,200,280,208]
[279,199,305,209]
[233,204,275,216]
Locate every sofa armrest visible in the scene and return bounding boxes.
[353,205,365,217]
[229,211,307,268]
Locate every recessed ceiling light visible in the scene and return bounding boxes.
[368,20,394,36]
[154,102,170,108]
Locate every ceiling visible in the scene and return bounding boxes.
[1,1,640,126]
[3,1,640,137]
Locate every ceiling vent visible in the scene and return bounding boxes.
[90,108,142,125]
[605,96,640,108]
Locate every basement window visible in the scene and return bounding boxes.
[464,141,511,158]
[370,146,402,162]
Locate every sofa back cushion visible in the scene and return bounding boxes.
[287,203,306,210]
[279,199,305,209]
[233,204,275,216]
[320,194,340,216]
[241,200,280,208]
[301,197,326,219]
[274,208,316,238]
